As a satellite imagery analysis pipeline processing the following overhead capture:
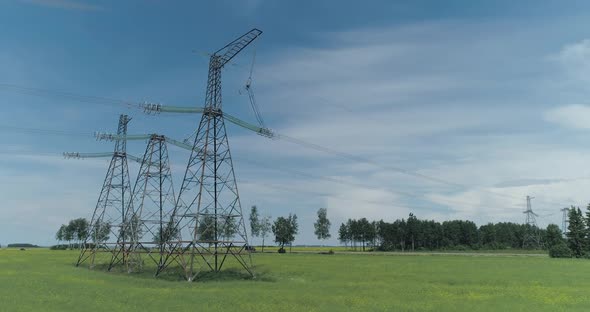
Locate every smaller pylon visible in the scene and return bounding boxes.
[561,207,570,237]
[522,195,541,249]
[110,134,178,274]
[77,115,132,269]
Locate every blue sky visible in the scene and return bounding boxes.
[2,0,590,246]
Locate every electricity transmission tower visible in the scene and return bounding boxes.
[75,114,133,268]
[107,134,178,273]
[561,207,570,236]
[77,131,194,274]
[150,29,263,281]
[522,195,541,249]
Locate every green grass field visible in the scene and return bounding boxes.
[1,248,589,311]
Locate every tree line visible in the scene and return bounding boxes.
[54,218,112,249]
[337,213,559,251]
[249,206,331,253]
[59,204,590,258]
[55,218,89,249]
[250,207,563,253]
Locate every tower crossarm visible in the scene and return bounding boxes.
[142,103,205,115]
[63,152,143,163]
[95,133,153,142]
[163,136,197,151]
[223,112,274,138]
[94,132,202,152]
[64,152,115,159]
[212,28,262,69]
[141,103,274,138]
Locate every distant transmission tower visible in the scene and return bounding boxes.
[86,130,197,274]
[561,207,570,236]
[155,29,262,281]
[76,114,132,268]
[109,134,177,273]
[522,195,541,249]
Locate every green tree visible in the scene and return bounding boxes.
[549,241,572,258]
[153,218,179,247]
[586,203,590,251]
[259,216,272,252]
[221,216,237,240]
[314,208,331,241]
[91,220,111,243]
[120,214,142,243]
[197,215,216,244]
[69,218,89,247]
[396,219,407,251]
[55,224,66,245]
[272,214,298,252]
[348,219,359,250]
[370,221,379,248]
[545,224,564,250]
[567,206,586,258]
[351,218,372,251]
[289,214,299,252]
[64,223,75,249]
[407,213,418,251]
[338,222,350,249]
[249,205,260,242]
[479,223,497,248]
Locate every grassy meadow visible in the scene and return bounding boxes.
[0,248,589,311]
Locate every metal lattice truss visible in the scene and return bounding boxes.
[522,195,541,249]
[76,114,132,268]
[108,134,178,273]
[155,29,262,281]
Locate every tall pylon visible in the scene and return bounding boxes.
[522,195,541,249]
[109,134,177,273]
[77,114,132,268]
[561,207,570,236]
[158,29,262,281]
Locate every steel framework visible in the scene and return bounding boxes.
[522,195,541,248]
[109,134,178,273]
[561,207,570,236]
[76,114,132,268]
[156,29,262,281]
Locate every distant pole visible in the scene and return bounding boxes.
[561,207,570,237]
[522,195,540,249]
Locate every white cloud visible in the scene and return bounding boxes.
[544,104,590,130]
[555,39,590,82]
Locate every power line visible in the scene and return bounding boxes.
[0,124,92,137]
[235,156,528,213]
[249,81,577,208]
[0,121,576,212]
[238,179,466,215]
[0,145,564,219]
[0,82,580,208]
[0,84,139,108]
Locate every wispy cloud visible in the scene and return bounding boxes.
[544,104,590,130]
[494,178,571,188]
[554,39,590,83]
[233,21,590,236]
[20,0,102,11]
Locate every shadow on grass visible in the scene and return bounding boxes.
[79,263,276,283]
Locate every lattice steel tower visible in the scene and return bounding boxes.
[522,195,541,248]
[76,114,132,268]
[561,207,570,236]
[108,134,178,273]
[158,29,262,281]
